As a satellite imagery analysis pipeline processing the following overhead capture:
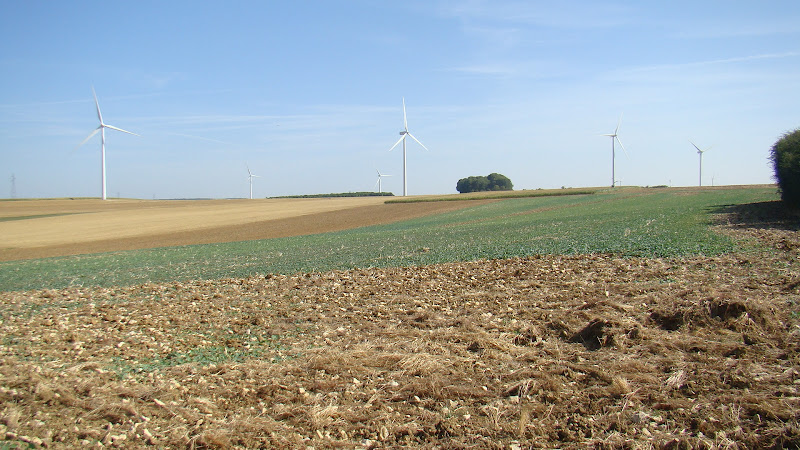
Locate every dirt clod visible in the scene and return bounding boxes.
[568,319,611,350]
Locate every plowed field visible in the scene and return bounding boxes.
[1,198,799,448]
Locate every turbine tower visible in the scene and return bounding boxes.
[375,169,392,194]
[690,141,710,187]
[387,98,428,196]
[601,114,628,188]
[246,164,260,199]
[76,87,138,200]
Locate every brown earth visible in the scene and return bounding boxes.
[1,201,800,448]
[0,198,492,261]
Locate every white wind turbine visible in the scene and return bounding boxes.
[76,87,138,200]
[387,98,429,196]
[690,141,711,187]
[375,169,392,194]
[601,114,628,188]
[246,164,260,199]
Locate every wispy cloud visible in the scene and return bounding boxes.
[440,59,565,82]
[438,0,635,29]
[0,98,87,109]
[460,24,523,49]
[99,88,235,103]
[130,103,399,141]
[161,132,233,146]
[141,72,187,90]
[625,51,800,74]
[444,64,519,77]
[671,20,800,40]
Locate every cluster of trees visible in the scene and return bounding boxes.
[456,173,513,193]
[771,128,800,206]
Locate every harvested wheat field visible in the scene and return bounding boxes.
[0,198,489,261]
[1,196,799,448]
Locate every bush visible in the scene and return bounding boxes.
[770,128,800,206]
[456,173,513,193]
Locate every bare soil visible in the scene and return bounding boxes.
[1,201,799,448]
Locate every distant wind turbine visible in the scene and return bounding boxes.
[387,98,429,196]
[76,87,138,200]
[246,164,260,199]
[375,169,392,193]
[690,141,711,187]
[601,114,628,188]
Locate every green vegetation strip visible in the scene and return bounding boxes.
[0,213,80,222]
[272,191,394,198]
[385,188,597,203]
[0,187,777,291]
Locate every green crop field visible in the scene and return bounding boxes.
[0,187,778,291]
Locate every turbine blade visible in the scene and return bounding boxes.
[388,135,405,152]
[92,86,103,124]
[615,113,623,134]
[402,98,408,131]
[689,140,702,153]
[407,133,429,151]
[104,124,139,136]
[76,127,101,149]
[616,136,629,158]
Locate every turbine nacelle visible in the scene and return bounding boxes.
[75,87,137,200]
[246,164,260,199]
[690,141,710,154]
[690,141,711,187]
[375,169,392,193]
[385,98,429,196]
[601,114,627,188]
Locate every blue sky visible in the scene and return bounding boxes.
[1,1,799,199]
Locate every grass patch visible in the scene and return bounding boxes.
[112,336,291,379]
[0,213,81,222]
[0,187,778,291]
[385,188,597,203]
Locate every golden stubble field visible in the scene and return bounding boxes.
[0,194,799,448]
[0,197,489,261]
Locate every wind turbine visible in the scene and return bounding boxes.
[246,164,260,199]
[76,87,138,200]
[375,169,392,193]
[387,98,428,196]
[601,114,628,188]
[690,141,711,187]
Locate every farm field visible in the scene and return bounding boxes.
[0,196,488,262]
[1,186,799,448]
[0,186,777,291]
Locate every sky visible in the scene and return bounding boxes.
[1,1,799,199]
